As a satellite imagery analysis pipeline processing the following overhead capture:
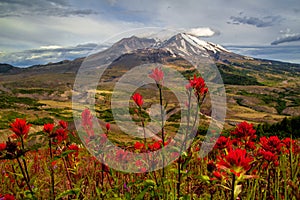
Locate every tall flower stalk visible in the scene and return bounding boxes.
[9,118,34,196]
[176,74,208,198]
[132,93,147,148]
[149,67,165,177]
[43,123,55,200]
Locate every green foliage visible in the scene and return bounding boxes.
[256,116,300,138]
[217,64,263,85]
[0,111,26,129]
[29,117,54,125]
[12,88,55,95]
[237,90,287,114]
[0,93,43,109]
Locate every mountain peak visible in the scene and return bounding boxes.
[159,33,230,57]
[110,35,156,53]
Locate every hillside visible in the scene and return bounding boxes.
[0,33,299,140]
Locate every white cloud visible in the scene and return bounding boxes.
[185,27,218,37]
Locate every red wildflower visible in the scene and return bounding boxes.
[0,194,15,200]
[282,137,293,149]
[189,74,208,97]
[10,118,31,139]
[134,141,145,150]
[0,143,6,151]
[59,120,68,129]
[115,149,128,162]
[231,121,256,142]
[260,136,283,154]
[217,148,253,176]
[214,136,230,149]
[148,141,161,151]
[68,144,79,157]
[245,141,256,150]
[55,128,68,143]
[258,149,278,162]
[43,123,54,134]
[140,167,147,173]
[149,67,164,85]
[281,137,296,153]
[105,123,111,131]
[132,93,144,107]
[51,161,57,168]
[81,108,93,127]
[212,170,227,181]
[135,160,143,167]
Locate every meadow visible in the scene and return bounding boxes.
[0,70,299,200]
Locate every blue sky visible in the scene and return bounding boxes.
[0,0,300,67]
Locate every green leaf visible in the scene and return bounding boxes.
[135,187,149,200]
[198,175,210,182]
[53,150,75,160]
[144,179,156,187]
[234,184,242,199]
[55,188,80,200]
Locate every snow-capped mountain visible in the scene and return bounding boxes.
[2,32,299,80]
[159,33,230,58]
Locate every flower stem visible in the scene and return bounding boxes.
[158,86,165,178]
[231,174,235,200]
[48,138,55,200]
[16,156,34,195]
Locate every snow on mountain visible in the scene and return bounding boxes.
[157,33,230,58]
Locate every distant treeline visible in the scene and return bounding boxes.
[255,116,300,139]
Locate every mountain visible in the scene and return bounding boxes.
[0,33,299,130]
[0,63,23,74]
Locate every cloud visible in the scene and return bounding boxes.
[271,34,300,45]
[228,13,283,28]
[0,43,108,67]
[0,0,98,18]
[225,45,300,64]
[185,27,219,37]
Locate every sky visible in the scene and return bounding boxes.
[0,0,300,67]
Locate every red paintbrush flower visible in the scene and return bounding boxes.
[231,121,256,141]
[217,148,253,176]
[0,194,15,200]
[148,141,161,151]
[132,93,144,107]
[59,120,68,129]
[43,123,54,134]
[149,67,164,85]
[105,123,111,131]
[0,143,6,151]
[211,170,228,181]
[258,149,278,162]
[260,136,283,154]
[68,144,79,157]
[214,136,230,149]
[134,141,145,150]
[10,118,31,139]
[189,74,208,97]
[55,127,68,144]
[81,108,93,127]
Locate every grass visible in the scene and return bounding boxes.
[0,118,299,199]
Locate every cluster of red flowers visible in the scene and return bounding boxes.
[186,74,208,98]
[149,67,164,86]
[43,120,69,144]
[80,108,109,145]
[0,193,15,200]
[10,118,31,139]
[210,121,299,182]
